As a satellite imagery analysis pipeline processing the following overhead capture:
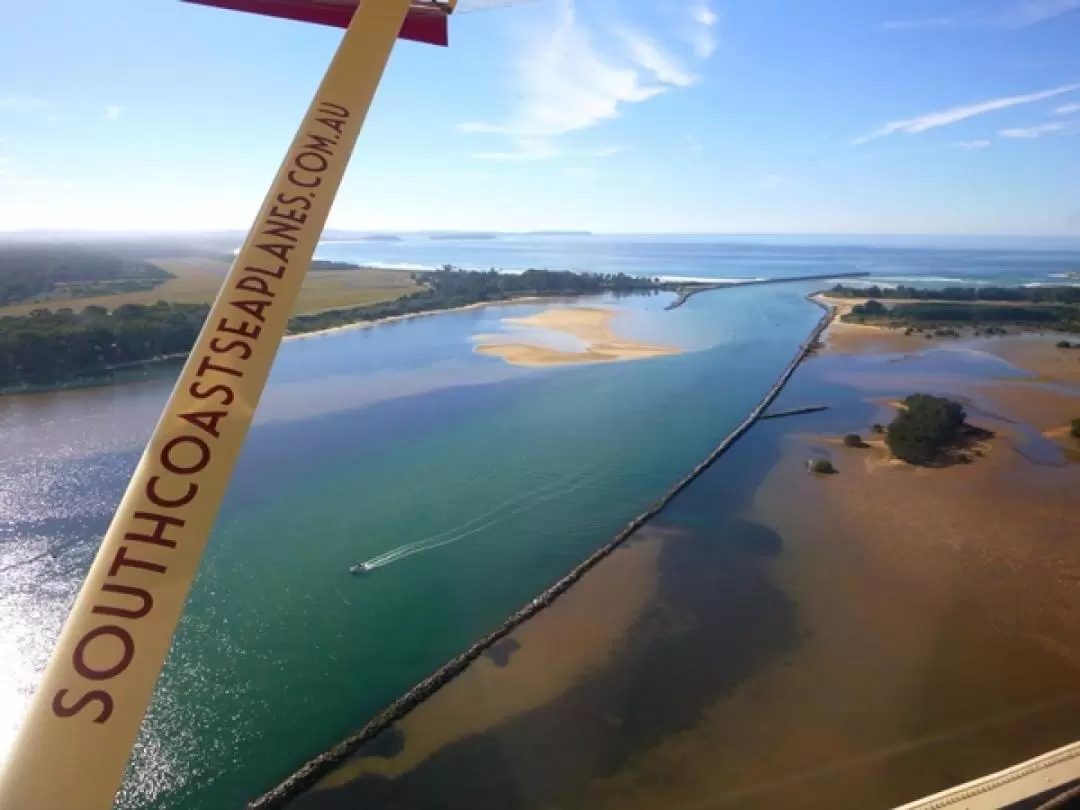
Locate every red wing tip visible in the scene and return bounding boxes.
[181,0,449,46]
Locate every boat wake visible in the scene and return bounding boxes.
[357,465,600,571]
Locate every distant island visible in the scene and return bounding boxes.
[0,266,666,390]
[357,234,404,242]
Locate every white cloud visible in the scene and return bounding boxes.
[953,139,993,149]
[1054,103,1080,115]
[503,0,663,137]
[618,29,697,87]
[761,173,784,189]
[686,1,718,58]
[105,105,122,121]
[459,0,709,161]
[684,134,703,152]
[854,82,1080,144]
[999,121,1067,138]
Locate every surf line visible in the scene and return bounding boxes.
[250,298,838,809]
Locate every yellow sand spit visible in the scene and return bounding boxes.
[474,307,680,366]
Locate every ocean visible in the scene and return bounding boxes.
[313,232,1080,287]
[1,235,1079,809]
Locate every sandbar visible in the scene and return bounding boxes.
[474,307,680,366]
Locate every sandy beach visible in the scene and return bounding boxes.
[473,307,680,366]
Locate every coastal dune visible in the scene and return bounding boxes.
[474,307,680,366]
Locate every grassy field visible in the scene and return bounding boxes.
[0,258,421,316]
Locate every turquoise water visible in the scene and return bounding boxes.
[3,236,1080,809]
[0,282,819,809]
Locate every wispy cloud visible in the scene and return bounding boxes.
[686,1,718,58]
[105,105,122,121]
[684,134,703,152]
[953,139,993,149]
[1054,102,1080,115]
[885,0,1080,30]
[853,82,1080,144]
[460,0,712,161]
[1000,121,1068,138]
[618,28,697,87]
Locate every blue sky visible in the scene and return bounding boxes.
[1,0,1079,234]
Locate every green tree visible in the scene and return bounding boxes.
[886,394,967,465]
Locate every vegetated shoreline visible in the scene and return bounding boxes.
[246,297,837,809]
[0,265,668,395]
[0,295,573,397]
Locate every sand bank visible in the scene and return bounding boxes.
[473,307,680,366]
[573,372,1080,810]
[979,336,1080,385]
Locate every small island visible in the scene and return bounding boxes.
[881,394,993,466]
[811,394,993,475]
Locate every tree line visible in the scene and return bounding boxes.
[829,283,1080,304]
[845,298,1080,333]
[0,302,208,387]
[0,245,171,306]
[289,268,662,333]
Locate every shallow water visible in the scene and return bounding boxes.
[0,285,821,809]
[293,342,1080,810]
[4,235,1080,809]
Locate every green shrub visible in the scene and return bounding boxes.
[843,433,865,448]
[886,394,967,465]
[1072,418,1080,440]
